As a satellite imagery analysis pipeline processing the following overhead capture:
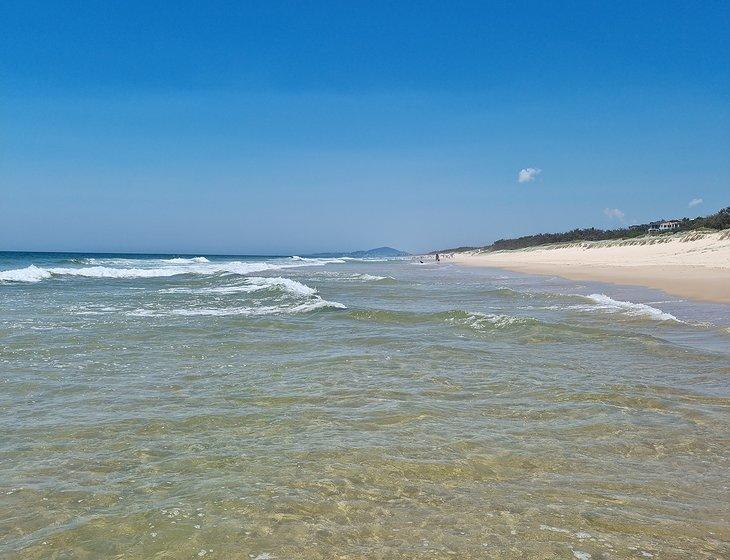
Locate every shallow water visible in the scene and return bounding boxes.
[1,252,729,559]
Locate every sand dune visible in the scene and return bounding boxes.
[453,229,730,303]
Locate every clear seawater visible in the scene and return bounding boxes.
[1,252,728,559]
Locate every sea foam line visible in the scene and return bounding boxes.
[0,258,345,283]
[581,293,681,322]
[128,298,346,317]
[161,257,210,264]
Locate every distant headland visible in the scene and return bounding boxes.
[307,247,410,258]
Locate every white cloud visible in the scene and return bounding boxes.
[688,197,703,208]
[518,167,541,183]
[603,207,626,222]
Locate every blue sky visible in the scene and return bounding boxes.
[2,1,728,254]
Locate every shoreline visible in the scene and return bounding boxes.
[450,230,730,304]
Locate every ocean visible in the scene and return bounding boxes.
[1,252,728,559]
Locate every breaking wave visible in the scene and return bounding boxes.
[128,298,346,317]
[348,308,539,331]
[346,308,673,343]
[444,310,539,330]
[0,265,52,283]
[304,271,396,283]
[161,277,318,297]
[0,257,344,283]
[161,257,210,264]
[290,256,346,264]
[579,294,681,322]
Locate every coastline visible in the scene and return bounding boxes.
[451,230,730,304]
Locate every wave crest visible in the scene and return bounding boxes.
[160,277,317,297]
[581,294,681,322]
[161,257,210,264]
[348,308,537,331]
[0,257,345,283]
[443,310,538,330]
[0,265,52,283]
[128,298,345,317]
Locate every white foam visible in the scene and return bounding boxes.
[0,257,343,283]
[161,285,265,294]
[0,265,52,283]
[69,306,120,315]
[359,274,390,281]
[160,277,318,297]
[290,256,346,264]
[307,257,346,265]
[289,298,346,312]
[247,277,317,296]
[583,293,681,322]
[312,272,393,282]
[161,257,210,264]
[455,311,531,330]
[128,298,345,317]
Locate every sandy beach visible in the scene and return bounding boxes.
[452,229,730,303]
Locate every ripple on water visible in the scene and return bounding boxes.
[1,254,728,558]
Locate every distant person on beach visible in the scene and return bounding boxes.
[435,253,440,262]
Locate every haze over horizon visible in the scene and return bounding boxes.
[2,1,729,254]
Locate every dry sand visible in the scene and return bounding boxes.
[452,230,730,303]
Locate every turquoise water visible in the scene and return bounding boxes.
[1,252,729,559]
